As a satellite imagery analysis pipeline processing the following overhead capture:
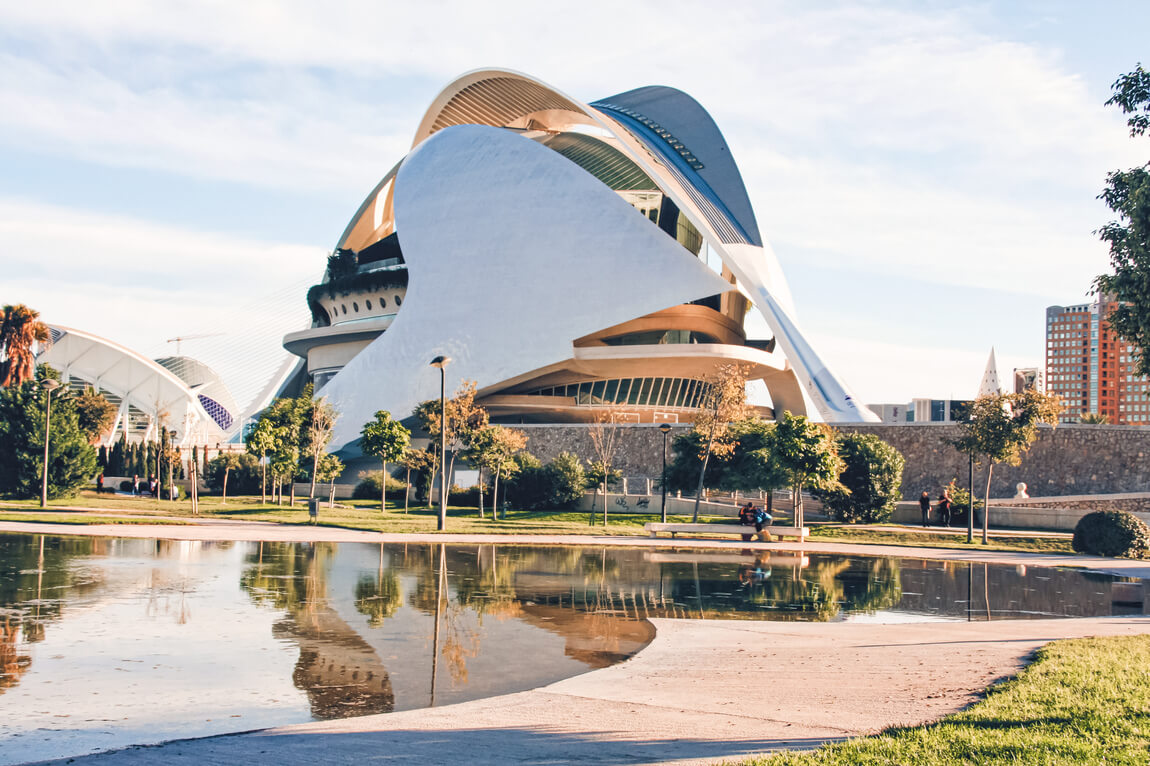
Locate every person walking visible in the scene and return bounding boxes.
[918,491,931,527]
[936,489,953,527]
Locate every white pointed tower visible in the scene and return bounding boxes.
[977,348,1003,397]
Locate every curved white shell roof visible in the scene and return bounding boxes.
[322,69,876,449]
[37,326,231,444]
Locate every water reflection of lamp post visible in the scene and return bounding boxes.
[429,356,451,531]
[659,423,672,523]
[430,543,445,707]
[39,378,61,508]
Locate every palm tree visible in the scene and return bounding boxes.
[0,304,51,387]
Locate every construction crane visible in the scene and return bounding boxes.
[166,333,224,355]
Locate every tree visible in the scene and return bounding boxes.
[766,411,843,529]
[398,448,433,513]
[301,395,336,499]
[1094,65,1150,376]
[259,387,310,505]
[584,459,622,524]
[0,304,51,388]
[73,387,116,443]
[817,433,905,523]
[587,408,625,525]
[244,417,277,504]
[471,425,526,518]
[414,380,489,502]
[689,364,750,521]
[215,451,244,503]
[0,369,98,499]
[1079,412,1111,424]
[953,390,1061,543]
[316,452,344,505]
[360,410,411,513]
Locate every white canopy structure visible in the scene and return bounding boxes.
[36,326,237,446]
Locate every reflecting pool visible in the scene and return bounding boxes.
[0,533,1142,764]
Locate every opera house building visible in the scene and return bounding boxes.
[282,69,876,453]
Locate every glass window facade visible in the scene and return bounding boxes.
[525,377,712,408]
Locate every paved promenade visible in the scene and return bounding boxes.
[3,519,1148,765]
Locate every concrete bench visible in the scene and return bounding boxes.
[643,522,809,541]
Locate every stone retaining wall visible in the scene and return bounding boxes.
[513,423,1150,501]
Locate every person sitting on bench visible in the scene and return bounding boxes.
[738,502,773,541]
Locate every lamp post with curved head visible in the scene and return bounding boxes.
[429,356,451,531]
[658,423,672,523]
[40,378,61,508]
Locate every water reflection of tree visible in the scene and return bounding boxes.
[354,571,403,627]
[668,555,902,622]
[0,534,105,692]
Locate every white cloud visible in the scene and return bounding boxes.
[2,200,318,409]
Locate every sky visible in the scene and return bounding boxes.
[3,0,1148,413]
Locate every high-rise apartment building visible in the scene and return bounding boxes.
[1045,299,1150,424]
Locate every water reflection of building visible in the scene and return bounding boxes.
[272,606,395,719]
[241,542,396,719]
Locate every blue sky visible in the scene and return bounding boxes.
[3,0,1147,410]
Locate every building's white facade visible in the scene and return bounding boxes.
[282,70,877,452]
[36,326,239,446]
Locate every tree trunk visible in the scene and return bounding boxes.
[290,481,296,507]
[329,479,335,506]
[493,469,501,520]
[222,467,230,505]
[276,477,282,506]
[381,458,387,513]
[309,451,318,499]
[691,429,717,522]
[404,467,411,514]
[983,463,994,545]
[602,479,609,526]
[260,457,266,505]
[477,466,484,520]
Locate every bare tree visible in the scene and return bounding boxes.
[690,364,750,522]
[588,407,625,525]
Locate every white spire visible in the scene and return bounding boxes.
[977,347,1002,397]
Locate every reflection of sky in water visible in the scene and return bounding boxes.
[0,534,1138,764]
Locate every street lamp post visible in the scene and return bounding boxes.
[39,379,61,508]
[429,355,451,531]
[659,423,672,523]
[967,451,974,544]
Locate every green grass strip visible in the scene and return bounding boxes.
[810,525,1074,555]
[745,635,1150,765]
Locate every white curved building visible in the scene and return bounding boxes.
[37,326,239,446]
[284,69,877,452]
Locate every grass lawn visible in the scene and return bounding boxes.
[0,512,192,526]
[810,524,1075,555]
[746,634,1150,765]
[0,492,687,535]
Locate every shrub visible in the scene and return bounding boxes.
[352,470,408,500]
[505,452,586,510]
[449,485,481,507]
[818,433,905,523]
[1072,510,1150,559]
[205,453,262,495]
[942,478,983,525]
[119,479,133,492]
[545,452,586,509]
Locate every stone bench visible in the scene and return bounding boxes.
[643,522,809,541]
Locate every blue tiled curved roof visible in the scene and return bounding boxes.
[591,86,762,247]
